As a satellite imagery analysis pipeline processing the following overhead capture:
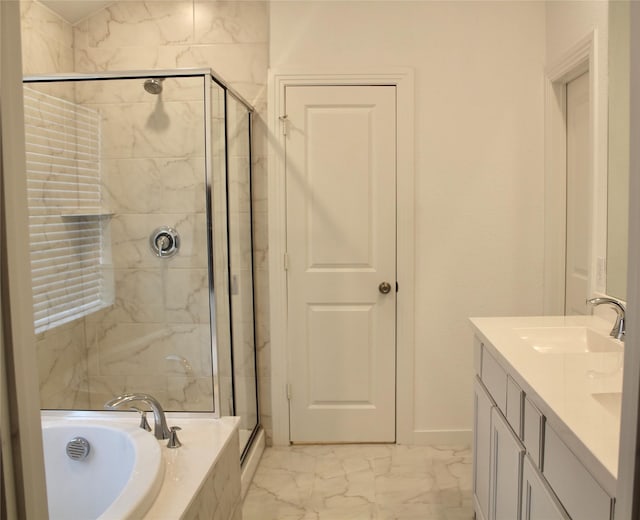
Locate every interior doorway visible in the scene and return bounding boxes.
[564,71,591,315]
[283,84,397,443]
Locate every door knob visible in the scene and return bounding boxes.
[379,282,392,294]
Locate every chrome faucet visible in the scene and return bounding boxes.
[587,297,626,341]
[104,393,171,440]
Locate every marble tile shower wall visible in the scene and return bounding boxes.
[72,0,270,422]
[21,0,91,409]
[80,76,214,410]
[21,0,271,434]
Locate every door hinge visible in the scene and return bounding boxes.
[279,114,289,136]
[286,383,292,400]
[284,252,289,271]
[396,282,399,293]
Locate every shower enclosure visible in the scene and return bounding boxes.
[22,69,259,460]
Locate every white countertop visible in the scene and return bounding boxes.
[470,315,622,493]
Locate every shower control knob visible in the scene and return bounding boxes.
[156,233,172,252]
[379,282,392,294]
[150,226,180,258]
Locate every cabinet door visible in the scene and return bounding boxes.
[489,407,524,520]
[474,377,494,520]
[521,455,569,520]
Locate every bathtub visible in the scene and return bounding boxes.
[42,415,164,520]
[41,412,243,520]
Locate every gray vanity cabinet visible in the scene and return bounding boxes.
[473,377,493,520]
[489,407,525,520]
[521,455,569,520]
[473,334,615,520]
[474,369,525,520]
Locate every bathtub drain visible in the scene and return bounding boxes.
[66,437,91,461]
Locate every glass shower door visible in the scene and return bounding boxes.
[226,92,259,456]
[24,75,216,412]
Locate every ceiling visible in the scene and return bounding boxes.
[40,1,113,25]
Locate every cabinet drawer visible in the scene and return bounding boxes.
[523,397,544,468]
[543,425,613,520]
[481,347,507,413]
[506,375,523,438]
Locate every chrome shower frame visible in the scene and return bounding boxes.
[22,68,260,455]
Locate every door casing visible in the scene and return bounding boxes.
[543,30,608,314]
[267,69,415,445]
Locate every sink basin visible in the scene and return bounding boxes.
[591,392,622,416]
[516,327,623,354]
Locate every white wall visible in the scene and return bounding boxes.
[270,1,547,441]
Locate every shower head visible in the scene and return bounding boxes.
[143,77,164,95]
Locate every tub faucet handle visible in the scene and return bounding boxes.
[167,426,182,449]
[130,407,152,432]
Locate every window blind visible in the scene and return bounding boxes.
[23,87,106,333]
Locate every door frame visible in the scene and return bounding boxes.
[267,69,415,445]
[543,30,608,314]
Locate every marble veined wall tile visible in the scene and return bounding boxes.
[88,374,125,410]
[169,45,268,95]
[254,263,271,443]
[68,0,270,427]
[86,2,194,48]
[86,321,211,377]
[21,0,74,75]
[229,216,253,267]
[109,212,207,269]
[234,375,258,430]
[252,214,268,272]
[195,1,268,44]
[78,43,270,103]
[102,157,206,214]
[182,429,241,520]
[227,157,251,212]
[21,2,91,412]
[74,76,205,105]
[89,372,213,411]
[36,320,90,409]
[74,45,165,73]
[96,100,205,159]
[166,376,214,411]
[101,268,209,324]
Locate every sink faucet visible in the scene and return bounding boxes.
[587,297,626,341]
[104,393,171,440]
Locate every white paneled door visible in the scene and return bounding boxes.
[284,85,397,443]
[565,72,591,315]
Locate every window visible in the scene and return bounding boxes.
[23,86,110,333]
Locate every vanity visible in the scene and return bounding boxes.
[470,316,623,520]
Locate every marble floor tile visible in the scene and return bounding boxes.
[243,444,473,520]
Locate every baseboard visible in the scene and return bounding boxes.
[241,428,265,499]
[406,429,473,446]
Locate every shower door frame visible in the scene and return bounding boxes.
[22,69,260,439]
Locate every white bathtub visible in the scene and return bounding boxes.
[41,415,163,520]
[41,412,244,520]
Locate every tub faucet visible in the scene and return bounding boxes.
[587,297,626,341]
[104,393,171,440]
